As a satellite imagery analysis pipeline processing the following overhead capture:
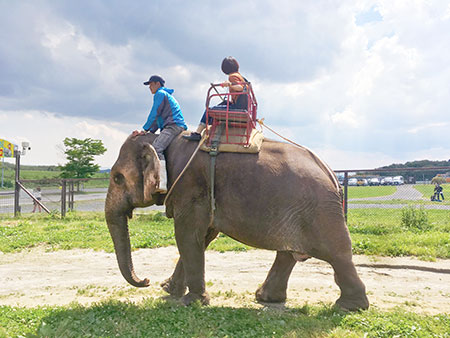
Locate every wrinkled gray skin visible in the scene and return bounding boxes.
[105,132,369,311]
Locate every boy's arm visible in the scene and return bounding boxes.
[143,91,164,132]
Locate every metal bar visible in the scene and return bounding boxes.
[344,171,348,222]
[61,180,66,218]
[20,177,108,183]
[70,181,74,210]
[334,167,450,173]
[14,152,20,217]
[15,181,51,214]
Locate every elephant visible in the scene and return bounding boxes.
[105,132,369,311]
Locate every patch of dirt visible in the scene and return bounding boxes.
[1,247,449,314]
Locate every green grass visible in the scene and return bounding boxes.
[349,199,450,205]
[0,212,250,254]
[0,299,448,337]
[348,208,450,259]
[414,183,449,199]
[0,168,109,190]
[347,185,397,199]
[1,209,449,259]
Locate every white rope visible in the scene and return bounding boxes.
[257,118,340,190]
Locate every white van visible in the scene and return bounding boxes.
[393,176,404,185]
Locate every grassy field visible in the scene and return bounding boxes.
[347,185,397,199]
[0,212,248,254]
[348,208,450,259]
[1,299,449,337]
[1,211,449,336]
[1,209,449,259]
[0,169,109,190]
[414,183,449,199]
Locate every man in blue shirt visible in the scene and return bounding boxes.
[134,75,187,192]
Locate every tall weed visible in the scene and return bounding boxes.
[401,206,430,232]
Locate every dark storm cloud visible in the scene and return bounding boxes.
[0,1,349,123]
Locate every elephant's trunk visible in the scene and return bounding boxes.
[105,199,150,287]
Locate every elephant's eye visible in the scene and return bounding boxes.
[114,173,124,185]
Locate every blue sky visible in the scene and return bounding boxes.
[1,0,450,169]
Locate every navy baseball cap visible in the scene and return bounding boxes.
[143,75,165,86]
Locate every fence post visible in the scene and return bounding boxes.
[68,180,74,211]
[14,151,21,217]
[61,179,66,218]
[344,171,348,222]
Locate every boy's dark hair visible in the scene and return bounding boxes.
[221,56,239,74]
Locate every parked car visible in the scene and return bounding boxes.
[357,178,368,186]
[368,178,380,186]
[380,177,393,185]
[392,176,404,185]
[348,178,358,186]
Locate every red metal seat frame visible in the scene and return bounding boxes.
[205,82,257,146]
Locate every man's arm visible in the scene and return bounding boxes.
[143,91,164,132]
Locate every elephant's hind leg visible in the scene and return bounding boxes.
[330,255,369,311]
[160,258,186,298]
[256,251,297,303]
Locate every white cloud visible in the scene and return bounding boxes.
[330,107,360,128]
[1,110,134,167]
[1,0,450,169]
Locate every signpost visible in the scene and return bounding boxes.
[0,138,16,188]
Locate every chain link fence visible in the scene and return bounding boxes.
[336,167,450,222]
[0,178,109,216]
[1,167,449,219]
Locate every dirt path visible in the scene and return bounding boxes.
[1,247,449,314]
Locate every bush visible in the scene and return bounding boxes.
[401,206,430,231]
[431,175,446,185]
[1,180,14,188]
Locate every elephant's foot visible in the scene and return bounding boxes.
[255,285,287,303]
[181,291,210,306]
[160,277,187,298]
[335,293,369,311]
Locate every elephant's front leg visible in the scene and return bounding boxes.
[161,227,219,299]
[174,220,212,305]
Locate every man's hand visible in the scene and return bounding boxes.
[132,130,146,137]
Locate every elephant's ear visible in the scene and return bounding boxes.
[142,144,160,202]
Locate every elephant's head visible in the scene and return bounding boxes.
[105,134,161,287]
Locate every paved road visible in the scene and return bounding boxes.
[350,184,424,201]
[1,185,447,214]
[348,184,450,209]
[0,188,164,214]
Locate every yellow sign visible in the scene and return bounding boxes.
[0,138,15,158]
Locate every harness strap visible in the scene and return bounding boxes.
[208,124,225,217]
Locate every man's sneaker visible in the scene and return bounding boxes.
[183,132,202,141]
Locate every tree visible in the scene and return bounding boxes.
[59,138,107,178]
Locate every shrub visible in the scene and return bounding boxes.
[401,206,430,231]
[431,175,446,185]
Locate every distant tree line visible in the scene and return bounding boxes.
[376,159,450,181]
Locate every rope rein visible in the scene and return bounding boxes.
[256,118,339,190]
[163,136,207,206]
[163,118,339,206]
